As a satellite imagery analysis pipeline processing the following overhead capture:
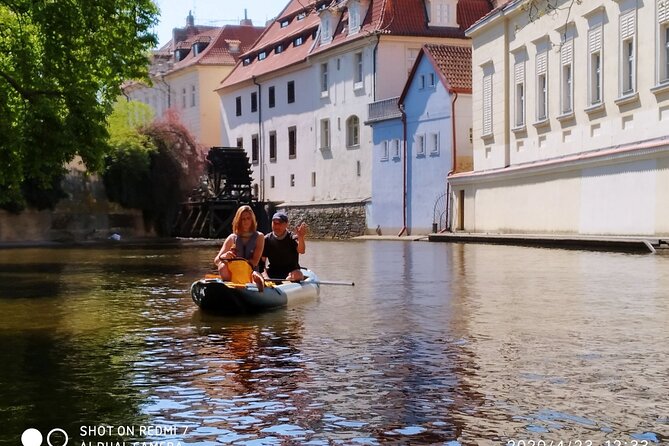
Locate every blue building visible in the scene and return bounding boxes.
[367,44,473,235]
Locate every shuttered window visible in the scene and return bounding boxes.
[560,40,574,113]
[660,0,669,24]
[536,51,548,120]
[620,11,636,94]
[514,62,525,127]
[482,74,493,135]
[589,26,603,104]
[658,1,669,82]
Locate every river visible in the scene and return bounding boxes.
[0,240,667,445]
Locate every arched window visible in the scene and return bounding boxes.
[346,115,360,147]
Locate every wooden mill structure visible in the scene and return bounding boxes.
[172,147,269,238]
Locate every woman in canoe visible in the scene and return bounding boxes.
[214,205,265,290]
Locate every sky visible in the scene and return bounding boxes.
[152,0,286,48]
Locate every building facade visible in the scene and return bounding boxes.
[367,44,473,235]
[217,0,491,234]
[450,0,669,236]
[125,13,264,149]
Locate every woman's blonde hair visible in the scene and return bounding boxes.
[232,205,257,234]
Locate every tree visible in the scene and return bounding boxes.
[0,0,159,210]
[103,106,204,236]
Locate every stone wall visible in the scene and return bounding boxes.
[278,201,368,239]
[0,170,151,244]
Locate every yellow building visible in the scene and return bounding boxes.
[450,0,669,236]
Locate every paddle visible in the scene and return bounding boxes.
[266,278,355,286]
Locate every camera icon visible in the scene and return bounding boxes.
[21,428,69,446]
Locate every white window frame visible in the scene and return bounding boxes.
[348,1,361,34]
[393,139,401,158]
[620,10,637,96]
[346,116,360,147]
[659,0,669,83]
[381,140,389,161]
[536,51,548,121]
[320,118,330,149]
[588,25,603,105]
[560,39,574,115]
[482,73,493,136]
[320,62,329,95]
[514,61,526,128]
[354,52,363,87]
[430,132,440,154]
[415,134,425,156]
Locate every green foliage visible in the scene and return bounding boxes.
[103,100,156,210]
[103,108,204,236]
[0,0,159,211]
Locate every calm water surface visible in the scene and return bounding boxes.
[0,241,667,445]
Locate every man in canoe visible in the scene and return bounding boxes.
[214,205,265,290]
[262,212,307,281]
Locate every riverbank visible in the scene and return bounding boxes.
[353,232,668,253]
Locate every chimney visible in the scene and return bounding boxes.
[240,8,253,26]
[186,10,195,27]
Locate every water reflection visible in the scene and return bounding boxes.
[0,242,667,445]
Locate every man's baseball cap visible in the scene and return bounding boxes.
[272,212,288,223]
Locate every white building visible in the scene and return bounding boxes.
[217,0,491,234]
[449,0,669,236]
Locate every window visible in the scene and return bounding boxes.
[181,87,186,108]
[191,85,196,107]
[294,36,304,47]
[269,86,275,108]
[290,174,295,187]
[269,131,277,161]
[620,10,636,94]
[320,119,330,149]
[235,96,242,116]
[381,140,389,160]
[321,63,328,93]
[259,51,267,61]
[430,133,440,154]
[311,172,316,187]
[275,44,284,54]
[419,75,425,89]
[349,1,361,33]
[281,19,289,28]
[560,39,574,114]
[270,176,275,188]
[287,81,295,103]
[236,137,243,149]
[243,57,251,66]
[354,52,363,85]
[321,15,332,44]
[393,139,401,158]
[482,73,493,135]
[251,92,258,113]
[429,73,436,87]
[428,0,457,27]
[251,134,259,164]
[588,26,603,105]
[297,12,306,20]
[536,51,548,120]
[407,48,420,75]
[514,61,525,127]
[288,126,297,158]
[659,1,669,83]
[346,116,360,147]
[416,134,425,156]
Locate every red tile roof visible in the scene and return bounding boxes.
[423,44,472,93]
[219,0,491,90]
[170,25,265,72]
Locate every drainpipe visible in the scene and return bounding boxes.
[252,76,263,201]
[372,32,380,101]
[445,90,458,232]
[398,103,408,237]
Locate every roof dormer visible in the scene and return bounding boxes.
[347,0,370,35]
[426,0,459,28]
[319,7,341,45]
